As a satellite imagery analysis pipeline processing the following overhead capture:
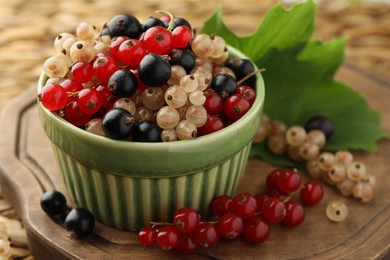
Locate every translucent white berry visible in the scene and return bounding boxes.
[326,201,348,222]
[335,150,354,166]
[191,34,215,58]
[156,106,180,129]
[306,160,324,179]
[286,125,307,147]
[165,85,188,108]
[70,40,97,63]
[347,162,367,181]
[353,182,374,202]
[54,32,75,52]
[328,164,347,183]
[267,135,288,155]
[185,105,207,127]
[43,53,71,78]
[161,129,178,142]
[189,90,206,106]
[85,118,105,137]
[299,142,320,161]
[317,152,335,171]
[176,120,197,140]
[210,35,226,58]
[306,130,326,148]
[337,178,355,197]
[180,75,198,93]
[76,21,98,40]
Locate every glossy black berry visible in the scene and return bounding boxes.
[172,17,192,30]
[64,208,95,238]
[169,49,195,74]
[225,58,256,88]
[132,121,162,142]
[138,54,171,87]
[142,16,165,32]
[102,108,135,139]
[108,69,137,98]
[107,14,142,39]
[211,73,237,99]
[40,190,67,217]
[305,115,334,140]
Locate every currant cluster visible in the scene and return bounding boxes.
[40,190,95,238]
[137,168,323,254]
[254,114,375,203]
[0,223,11,258]
[38,11,259,142]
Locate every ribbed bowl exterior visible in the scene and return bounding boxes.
[52,142,252,230]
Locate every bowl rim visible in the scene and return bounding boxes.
[37,45,265,176]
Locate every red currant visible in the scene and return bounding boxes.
[156,226,180,250]
[254,194,268,212]
[197,115,224,136]
[229,193,257,219]
[93,54,119,82]
[118,39,146,68]
[138,227,157,247]
[223,94,251,121]
[261,197,286,223]
[242,216,270,243]
[177,234,199,254]
[60,79,83,92]
[203,89,223,115]
[235,85,256,105]
[95,84,115,108]
[217,213,243,241]
[266,169,283,191]
[61,100,91,126]
[142,26,172,55]
[211,195,232,217]
[173,208,200,234]
[282,201,305,228]
[71,61,94,84]
[171,25,192,49]
[193,222,219,248]
[39,83,68,111]
[109,36,130,61]
[300,181,324,206]
[276,169,301,194]
[76,88,103,115]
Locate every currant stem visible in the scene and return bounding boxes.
[237,68,266,86]
[149,221,174,228]
[155,10,175,32]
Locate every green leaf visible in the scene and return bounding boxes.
[201,1,386,167]
[200,1,316,61]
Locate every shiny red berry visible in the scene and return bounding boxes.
[230,193,257,219]
[143,26,172,55]
[276,169,301,194]
[217,213,243,241]
[242,216,270,243]
[118,39,146,68]
[235,85,256,105]
[39,83,68,111]
[211,195,232,217]
[173,208,200,234]
[138,227,157,247]
[300,181,324,206]
[261,197,286,223]
[156,226,180,250]
[193,222,219,248]
[223,94,251,121]
[282,201,305,228]
[203,89,223,115]
[197,115,224,136]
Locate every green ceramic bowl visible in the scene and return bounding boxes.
[37,46,265,231]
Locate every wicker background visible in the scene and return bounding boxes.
[0,0,389,258]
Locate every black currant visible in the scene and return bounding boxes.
[107,14,142,39]
[225,58,257,88]
[64,208,95,238]
[211,73,237,99]
[102,108,135,140]
[108,69,137,98]
[132,121,162,142]
[169,49,195,74]
[305,115,334,140]
[172,17,192,30]
[142,16,165,32]
[138,54,171,87]
[40,190,68,217]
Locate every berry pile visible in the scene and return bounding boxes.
[137,168,323,253]
[254,114,375,204]
[40,190,95,238]
[38,12,259,142]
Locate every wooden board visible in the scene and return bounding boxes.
[0,64,389,259]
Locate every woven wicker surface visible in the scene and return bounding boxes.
[0,0,389,258]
